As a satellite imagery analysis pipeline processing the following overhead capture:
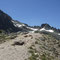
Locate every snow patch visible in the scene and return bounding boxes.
[40,28,45,31]
[29,31,35,33]
[58,33,60,35]
[12,20,26,27]
[40,28,54,33]
[27,27,38,31]
[14,24,22,27]
[47,30,54,32]
[27,27,38,33]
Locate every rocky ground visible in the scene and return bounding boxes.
[0,32,60,60]
[0,33,42,60]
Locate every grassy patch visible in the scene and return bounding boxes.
[28,52,39,60]
[28,45,39,60]
[0,33,17,44]
[41,54,47,60]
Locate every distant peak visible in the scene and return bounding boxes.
[41,23,51,29]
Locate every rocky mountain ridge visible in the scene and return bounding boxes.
[0,10,60,34]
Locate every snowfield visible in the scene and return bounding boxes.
[14,24,25,27]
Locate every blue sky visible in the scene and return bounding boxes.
[0,0,60,28]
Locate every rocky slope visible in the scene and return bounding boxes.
[0,32,60,60]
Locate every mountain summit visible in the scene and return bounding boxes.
[41,23,51,29]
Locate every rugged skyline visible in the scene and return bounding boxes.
[0,0,60,28]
